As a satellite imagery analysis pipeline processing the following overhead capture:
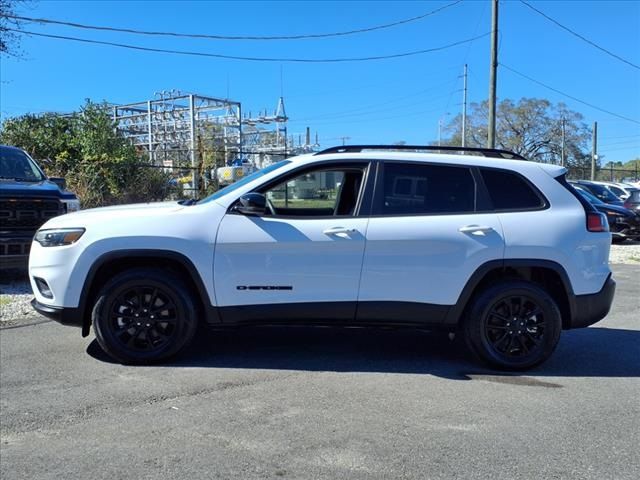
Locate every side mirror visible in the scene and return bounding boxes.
[49,177,67,190]
[234,193,266,216]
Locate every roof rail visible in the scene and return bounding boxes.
[313,145,527,161]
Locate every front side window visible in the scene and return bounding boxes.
[262,166,365,217]
[380,163,475,215]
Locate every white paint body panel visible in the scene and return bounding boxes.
[214,214,368,306]
[359,214,505,305]
[29,201,225,308]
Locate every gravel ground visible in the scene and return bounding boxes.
[0,269,34,327]
[2,242,639,324]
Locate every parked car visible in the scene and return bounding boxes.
[29,145,615,370]
[571,184,640,243]
[0,145,80,268]
[573,180,624,206]
[623,190,640,214]
[593,181,639,201]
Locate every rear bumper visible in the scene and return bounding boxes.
[31,299,83,328]
[569,274,616,329]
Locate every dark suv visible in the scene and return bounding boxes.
[624,190,640,214]
[0,145,80,268]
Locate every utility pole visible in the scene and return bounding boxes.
[339,136,351,146]
[591,121,598,180]
[487,0,499,148]
[560,117,566,167]
[438,119,442,146]
[189,94,198,198]
[462,64,468,147]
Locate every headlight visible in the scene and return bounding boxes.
[34,228,85,247]
[62,198,81,213]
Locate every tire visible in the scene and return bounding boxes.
[611,236,627,244]
[92,268,198,364]
[462,280,562,371]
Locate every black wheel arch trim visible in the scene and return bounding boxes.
[78,249,219,337]
[445,259,579,327]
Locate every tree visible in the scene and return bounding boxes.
[442,98,593,168]
[0,0,25,57]
[0,100,172,207]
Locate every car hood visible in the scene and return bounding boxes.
[0,179,76,199]
[41,201,187,228]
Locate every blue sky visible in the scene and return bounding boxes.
[1,0,639,162]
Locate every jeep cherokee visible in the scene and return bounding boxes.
[29,145,615,370]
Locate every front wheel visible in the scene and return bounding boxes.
[92,268,198,364]
[462,281,562,370]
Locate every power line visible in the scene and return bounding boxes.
[600,133,640,141]
[599,138,640,148]
[8,28,489,63]
[5,1,463,41]
[519,0,640,70]
[500,63,640,125]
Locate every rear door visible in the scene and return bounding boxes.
[357,161,505,322]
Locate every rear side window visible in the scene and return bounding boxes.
[480,168,545,210]
[381,163,475,215]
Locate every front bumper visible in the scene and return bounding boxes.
[569,274,616,329]
[31,299,83,328]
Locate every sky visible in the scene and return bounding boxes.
[1,0,640,163]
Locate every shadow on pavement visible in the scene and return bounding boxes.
[87,325,640,380]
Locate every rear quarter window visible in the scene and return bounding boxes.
[480,168,546,211]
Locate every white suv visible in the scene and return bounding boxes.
[29,146,615,370]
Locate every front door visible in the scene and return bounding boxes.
[214,163,371,323]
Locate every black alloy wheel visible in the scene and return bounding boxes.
[109,286,179,353]
[463,281,562,370]
[484,295,545,359]
[92,268,198,364]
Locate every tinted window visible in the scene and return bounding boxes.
[480,168,545,210]
[263,167,365,217]
[382,163,475,215]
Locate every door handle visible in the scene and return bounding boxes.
[459,225,494,234]
[323,226,357,235]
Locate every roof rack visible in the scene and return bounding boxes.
[313,145,526,161]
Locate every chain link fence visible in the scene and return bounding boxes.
[566,166,639,183]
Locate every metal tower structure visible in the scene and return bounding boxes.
[113,91,242,193]
[241,96,290,168]
[113,91,317,195]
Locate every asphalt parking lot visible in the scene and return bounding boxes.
[1,264,639,480]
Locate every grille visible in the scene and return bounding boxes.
[0,197,63,230]
[0,241,31,256]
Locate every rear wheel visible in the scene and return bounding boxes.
[462,281,562,370]
[92,268,198,364]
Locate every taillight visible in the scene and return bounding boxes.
[587,212,608,232]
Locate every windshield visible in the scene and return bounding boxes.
[584,183,620,202]
[198,160,291,204]
[0,147,45,182]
